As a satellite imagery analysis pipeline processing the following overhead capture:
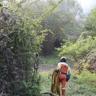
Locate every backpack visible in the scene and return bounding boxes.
[60,64,68,74]
[58,63,70,82]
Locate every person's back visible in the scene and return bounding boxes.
[58,62,68,74]
[51,57,71,96]
[57,57,71,96]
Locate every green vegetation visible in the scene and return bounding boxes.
[0,0,96,95]
[85,8,96,36]
[40,71,96,96]
[40,54,59,65]
[59,36,96,62]
[40,72,51,93]
[0,0,65,95]
[0,6,42,96]
[58,7,96,72]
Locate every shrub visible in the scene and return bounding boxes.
[58,36,96,62]
[0,8,43,96]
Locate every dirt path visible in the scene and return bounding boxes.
[39,64,96,96]
[39,64,57,72]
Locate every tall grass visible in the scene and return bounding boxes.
[40,71,96,96]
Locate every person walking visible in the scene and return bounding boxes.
[57,57,71,96]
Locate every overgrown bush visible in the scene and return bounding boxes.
[58,33,96,73]
[85,49,96,73]
[58,36,96,62]
[0,8,44,96]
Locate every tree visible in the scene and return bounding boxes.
[0,0,65,95]
[0,7,44,96]
[41,0,83,55]
[58,36,96,62]
[85,8,96,36]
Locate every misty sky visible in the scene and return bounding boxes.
[77,0,96,14]
[43,0,96,14]
[16,0,96,14]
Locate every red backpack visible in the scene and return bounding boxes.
[60,64,68,74]
[58,63,68,82]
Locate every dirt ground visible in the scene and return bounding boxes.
[39,64,57,72]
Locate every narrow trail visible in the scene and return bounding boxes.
[39,64,96,96]
[39,64,57,72]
